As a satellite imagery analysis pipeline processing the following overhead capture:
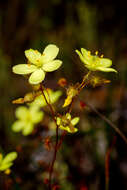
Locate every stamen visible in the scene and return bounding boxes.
[27,61,31,66]
[88,51,91,57]
[95,51,98,55]
[0,153,2,160]
[88,51,91,55]
[5,169,11,175]
[100,54,104,58]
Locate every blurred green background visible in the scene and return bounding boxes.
[0,0,127,189]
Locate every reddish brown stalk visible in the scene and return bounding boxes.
[86,102,127,144]
[40,85,59,190]
[48,125,59,190]
[57,131,67,149]
[105,137,116,190]
[68,77,90,114]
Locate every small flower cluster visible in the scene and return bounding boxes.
[8,44,117,175]
[12,44,117,135]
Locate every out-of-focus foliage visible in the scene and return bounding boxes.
[0,0,127,190]
[12,105,44,136]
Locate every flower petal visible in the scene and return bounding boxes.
[30,95,47,107]
[12,64,37,74]
[43,44,59,62]
[22,122,34,136]
[81,48,91,61]
[0,163,13,171]
[59,125,78,133]
[71,117,80,125]
[30,106,44,123]
[76,50,85,63]
[42,60,62,72]
[57,117,61,125]
[15,106,28,120]
[2,152,17,165]
[66,113,71,120]
[31,90,62,108]
[29,69,45,84]
[50,90,62,104]
[25,49,42,65]
[97,67,117,73]
[100,58,112,67]
[12,121,24,132]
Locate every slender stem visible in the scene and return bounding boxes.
[57,131,67,149]
[105,137,116,190]
[68,71,91,113]
[40,85,59,190]
[78,71,91,90]
[86,102,127,144]
[40,85,56,120]
[48,125,59,189]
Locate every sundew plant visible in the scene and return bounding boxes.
[3,43,127,190]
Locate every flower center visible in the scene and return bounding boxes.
[61,116,70,127]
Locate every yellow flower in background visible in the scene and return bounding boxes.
[56,113,80,133]
[31,89,62,108]
[12,105,44,136]
[12,44,62,84]
[0,152,17,173]
[76,48,117,73]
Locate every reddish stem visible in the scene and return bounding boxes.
[105,137,116,190]
[40,85,60,190]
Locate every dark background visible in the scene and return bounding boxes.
[0,0,127,189]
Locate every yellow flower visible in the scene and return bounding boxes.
[56,113,80,133]
[12,44,62,84]
[12,105,44,135]
[0,152,17,172]
[31,89,62,108]
[76,48,117,73]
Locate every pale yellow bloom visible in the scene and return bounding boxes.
[56,113,80,133]
[12,105,44,135]
[12,44,62,84]
[76,48,117,73]
[31,89,62,108]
